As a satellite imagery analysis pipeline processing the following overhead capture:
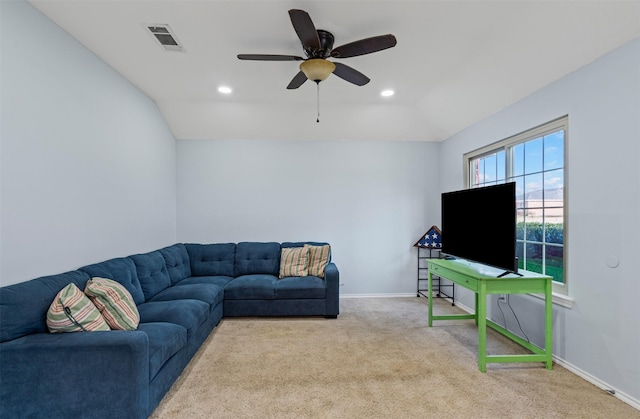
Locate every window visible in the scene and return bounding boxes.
[465,117,567,296]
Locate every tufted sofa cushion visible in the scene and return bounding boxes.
[234,242,281,276]
[129,251,172,301]
[159,244,191,285]
[185,243,236,277]
[0,270,91,342]
[79,257,145,305]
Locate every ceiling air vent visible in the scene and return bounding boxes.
[145,24,185,52]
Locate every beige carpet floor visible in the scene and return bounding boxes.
[150,297,639,418]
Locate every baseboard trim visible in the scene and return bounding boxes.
[340,293,416,299]
[551,356,640,410]
[450,298,640,410]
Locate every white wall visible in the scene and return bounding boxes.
[177,139,439,295]
[0,0,177,286]
[438,38,640,404]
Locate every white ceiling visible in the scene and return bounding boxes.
[29,0,640,142]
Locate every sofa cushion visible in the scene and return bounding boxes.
[0,270,90,342]
[177,275,235,288]
[46,283,110,333]
[224,274,277,300]
[234,242,281,276]
[79,258,145,305]
[275,276,326,299]
[137,322,187,380]
[84,277,140,330]
[137,299,208,339]
[279,246,309,278]
[150,284,224,312]
[185,243,236,277]
[129,251,172,301]
[305,244,331,278]
[159,244,191,285]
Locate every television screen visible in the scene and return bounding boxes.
[441,182,517,273]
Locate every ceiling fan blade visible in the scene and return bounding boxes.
[332,62,370,86]
[288,9,320,51]
[237,54,303,61]
[331,34,397,58]
[286,71,308,89]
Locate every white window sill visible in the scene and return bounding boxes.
[529,292,575,308]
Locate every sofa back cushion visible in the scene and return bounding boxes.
[0,270,90,342]
[234,242,281,276]
[186,243,236,277]
[79,257,145,305]
[159,244,192,285]
[129,251,171,301]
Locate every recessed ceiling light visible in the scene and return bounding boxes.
[218,86,232,94]
[381,89,395,97]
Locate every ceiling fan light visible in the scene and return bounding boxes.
[300,59,336,82]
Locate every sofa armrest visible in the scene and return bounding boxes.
[0,330,150,419]
[324,262,340,316]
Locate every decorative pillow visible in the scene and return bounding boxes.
[84,277,140,330]
[306,244,331,278]
[47,283,110,333]
[279,246,310,278]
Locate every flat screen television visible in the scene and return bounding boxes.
[441,182,517,274]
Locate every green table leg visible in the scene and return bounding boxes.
[428,268,433,327]
[475,291,479,326]
[477,282,487,372]
[545,278,553,369]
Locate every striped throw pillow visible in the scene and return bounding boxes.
[279,246,310,278]
[85,277,140,330]
[305,244,331,278]
[47,283,110,333]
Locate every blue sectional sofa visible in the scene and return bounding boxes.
[0,241,339,418]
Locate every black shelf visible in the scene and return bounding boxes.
[417,247,454,305]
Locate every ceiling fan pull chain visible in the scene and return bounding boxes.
[316,81,320,123]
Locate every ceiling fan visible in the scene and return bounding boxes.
[237,9,397,90]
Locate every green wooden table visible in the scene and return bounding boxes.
[428,258,553,372]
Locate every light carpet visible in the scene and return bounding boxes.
[150,297,638,418]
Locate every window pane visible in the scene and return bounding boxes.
[496,150,506,181]
[544,169,564,208]
[523,173,543,209]
[525,243,543,274]
[513,176,525,209]
[516,211,525,240]
[525,220,543,242]
[513,143,524,176]
[516,241,524,270]
[484,154,496,183]
[544,131,564,171]
[545,245,564,283]
[524,137,543,174]
[470,158,481,186]
[545,219,564,244]
[478,159,485,184]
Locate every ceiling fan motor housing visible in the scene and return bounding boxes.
[306,29,334,58]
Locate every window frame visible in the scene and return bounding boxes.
[463,116,570,302]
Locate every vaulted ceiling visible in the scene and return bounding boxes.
[29,1,640,141]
